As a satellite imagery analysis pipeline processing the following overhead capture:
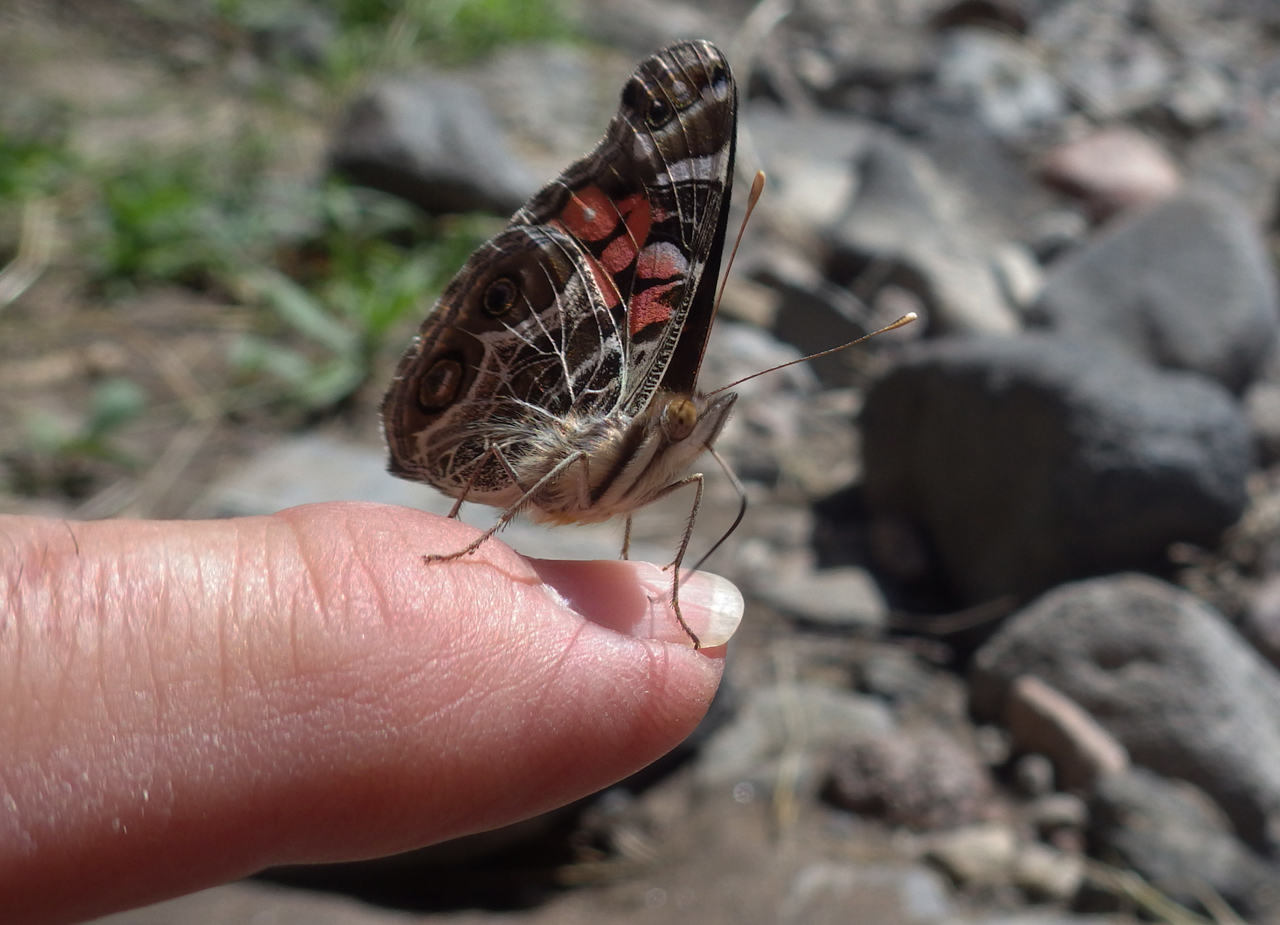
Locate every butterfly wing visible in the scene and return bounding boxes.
[382,40,737,503]
[514,39,738,408]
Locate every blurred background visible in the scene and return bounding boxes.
[9,0,1280,923]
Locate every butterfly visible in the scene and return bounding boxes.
[382,40,739,648]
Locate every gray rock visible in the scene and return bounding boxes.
[1187,130,1280,226]
[825,136,1021,335]
[861,335,1252,603]
[1033,188,1280,394]
[1034,0,1173,120]
[934,28,1066,138]
[747,106,880,229]
[86,880,412,924]
[925,823,1018,886]
[931,0,1028,34]
[578,0,727,56]
[466,44,619,170]
[761,566,889,633]
[1090,767,1280,920]
[912,110,1061,242]
[1244,572,1280,671]
[780,862,954,925]
[971,573,1280,854]
[1014,754,1057,798]
[824,728,994,830]
[1010,842,1085,902]
[859,647,937,703]
[1164,62,1234,131]
[969,916,1136,925]
[1245,379,1280,466]
[330,72,536,215]
[198,433,436,517]
[251,8,336,68]
[1026,209,1089,264]
[818,23,937,97]
[1024,793,1090,835]
[695,683,894,792]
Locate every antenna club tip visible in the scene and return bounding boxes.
[877,312,919,334]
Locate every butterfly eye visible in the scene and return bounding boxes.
[483,277,518,316]
[418,357,464,411]
[663,397,699,440]
[645,95,673,128]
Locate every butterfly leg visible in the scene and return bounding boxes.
[621,516,633,561]
[447,445,505,519]
[634,473,706,648]
[424,448,585,564]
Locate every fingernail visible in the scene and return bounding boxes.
[528,559,744,649]
[670,569,745,648]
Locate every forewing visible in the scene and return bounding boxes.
[513,39,737,411]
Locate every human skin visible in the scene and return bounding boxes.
[0,502,739,925]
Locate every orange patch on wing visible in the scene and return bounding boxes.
[602,234,637,274]
[560,186,618,242]
[584,251,621,308]
[629,281,680,336]
[635,241,687,280]
[619,193,652,253]
[601,193,654,273]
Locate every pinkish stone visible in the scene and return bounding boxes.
[1040,127,1182,220]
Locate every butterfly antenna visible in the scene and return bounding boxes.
[706,312,918,397]
[714,170,767,315]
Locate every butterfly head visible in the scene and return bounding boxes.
[656,389,736,450]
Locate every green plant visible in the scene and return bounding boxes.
[0,107,74,204]
[23,377,148,466]
[228,184,496,410]
[392,0,573,61]
[91,141,310,291]
[230,0,576,82]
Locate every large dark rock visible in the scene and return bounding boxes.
[971,574,1280,854]
[330,73,536,215]
[861,335,1251,603]
[1090,768,1280,920]
[1033,188,1280,394]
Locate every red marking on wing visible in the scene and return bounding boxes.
[601,193,653,273]
[635,241,688,280]
[621,193,652,254]
[560,186,617,242]
[584,250,622,308]
[602,235,635,274]
[629,281,679,336]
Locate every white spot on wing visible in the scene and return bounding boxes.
[650,154,721,186]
